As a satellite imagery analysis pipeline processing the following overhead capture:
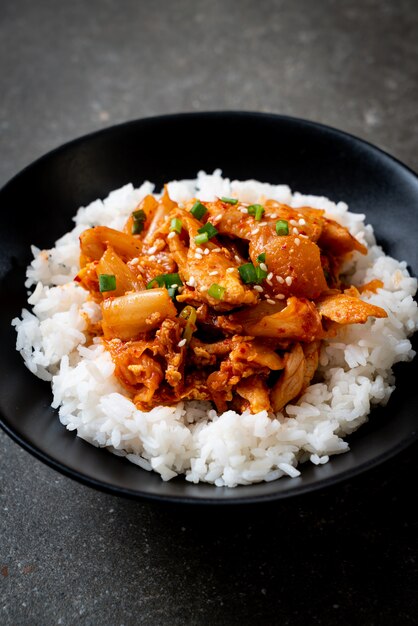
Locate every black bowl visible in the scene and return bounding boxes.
[1,112,417,504]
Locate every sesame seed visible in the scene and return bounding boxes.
[239,207,248,213]
[187,276,196,287]
[170,283,179,288]
[130,257,139,265]
[259,221,267,226]
[298,218,306,225]
[147,246,157,255]
[276,276,285,284]
[289,219,297,226]
[212,247,221,253]
[204,248,210,255]
[213,214,223,223]
[195,247,203,253]
[254,285,263,292]
[275,293,286,300]
[266,298,276,305]
[209,271,219,276]
[259,262,268,272]
[299,233,309,239]
[251,228,260,235]
[267,272,273,280]
[167,231,176,240]
[148,255,156,261]
[266,279,273,286]
[270,214,277,219]
[226,267,235,274]
[285,276,293,286]
[234,255,241,263]
[195,254,203,260]
[292,227,299,235]
[295,237,301,246]
[177,338,187,348]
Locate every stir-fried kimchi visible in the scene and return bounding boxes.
[75,188,387,414]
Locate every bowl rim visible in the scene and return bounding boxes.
[1,110,417,505]
[1,111,417,195]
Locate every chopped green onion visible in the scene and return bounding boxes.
[255,265,268,282]
[146,275,166,289]
[238,261,267,284]
[146,273,183,292]
[170,217,183,234]
[131,209,146,235]
[248,204,264,221]
[197,222,218,239]
[208,283,225,300]
[194,222,218,244]
[257,253,266,263]
[98,274,116,292]
[190,201,207,220]
[194,232,209,244]
[220,197,238,205]
[163,272,183,287]
[132,209,146,221]
[275,219,289,236]
[180,305,197,344]
[132,221,144,235]
[238,263,258,284]
[180,305,197,321]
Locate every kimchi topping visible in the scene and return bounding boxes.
[75,191,387,415]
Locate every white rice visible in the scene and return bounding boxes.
[12,170,418,487]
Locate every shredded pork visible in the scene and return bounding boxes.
[75,192,387,414]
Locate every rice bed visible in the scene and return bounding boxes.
[12,171,418,487]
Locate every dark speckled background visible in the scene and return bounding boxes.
[1,1,417,624]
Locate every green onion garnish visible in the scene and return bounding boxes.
[131,209,146,235]
[146,273,183,295]
[220,197,238,205]
[198,222,218,238]
[163,272,183,287]
[132,221,144,235]
[194,233,209,244]
[255,265,268,282]
[238,263,258,284]
[146,275,166,289]
[248,204,265,221]
[194,222,218,244]
[190,201,207,220]
[180,305,197,344]
[170,217,183,234]
[132,209,146,220]
[275,219,289,236]
[208,283,225,300]
[98,274,116,292]
[238,262,267,285]
[257,253,266,263]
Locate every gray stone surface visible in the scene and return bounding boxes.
[1,0,417,624]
